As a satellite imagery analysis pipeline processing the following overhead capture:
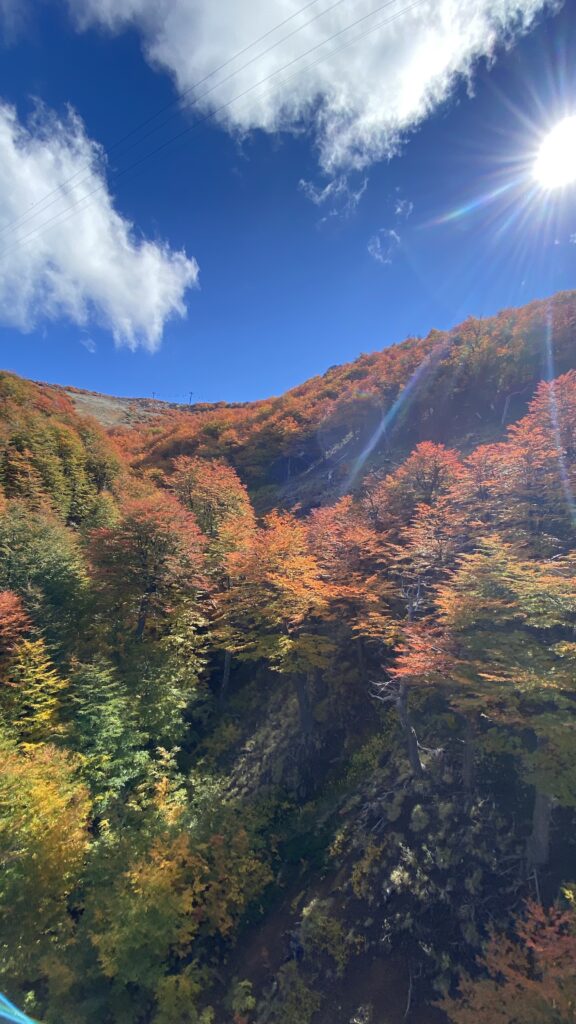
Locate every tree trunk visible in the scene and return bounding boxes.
[293,673,314,738]
[135,583,157,640]
[219,649,232,707]
[135,596,149,640]
[527,788,552,869]
[397,682,424,777]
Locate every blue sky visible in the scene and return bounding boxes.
[0,0,574,403]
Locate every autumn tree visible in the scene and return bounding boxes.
[216,511,336,737]
[171,456,256,702]
[0,501,90,658]
[51,777,272,1024]
[89,491,207,642]
[307,495,394,675]
[0,590,30,665]
[0,729,90,996]
[499,371,576,553]
[453,444,510,530]
[441,897,576,1024]
[1,637,68,746]
[88,491,209,749]
[0,370,122,526]
[0,442,47,510]
[389,495,472,624]
[364,446,467,777]
[394,539,576,851]
[363,442,465,537]
[170,456,255,549]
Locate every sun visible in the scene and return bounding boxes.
[534,116,576,190]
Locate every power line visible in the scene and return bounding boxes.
[0,0,426,262]
[97,0,355,164]
[0,0,347,241]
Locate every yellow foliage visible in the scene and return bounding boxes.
[0,733,90,981]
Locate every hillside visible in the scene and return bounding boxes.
[39,291,576,512]
[58,386,170,429]
[124,290,576,509]
[1,290,576,1024]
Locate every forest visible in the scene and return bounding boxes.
[1,289,576,1024]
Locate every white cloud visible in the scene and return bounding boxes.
[0,101,198,350]
[299,173,368,222]
[80,335,97,353]
[71,0,553,171]
[368,227,400,264]
[394,197,413,218]
[570,233,576,245]
[367,189,412,261]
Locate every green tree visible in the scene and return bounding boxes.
[0,502,89,657]
[65,660,151,809]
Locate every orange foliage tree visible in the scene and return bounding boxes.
[0,590,30,664]
[307,495,395,670]
[170,457,256,702]
[441,898,576,1024]
[363,442,465,537]
[216,510,336,736]
[89,491,207,641]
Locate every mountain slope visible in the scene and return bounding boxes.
[118,290,576,509]
[36,290,576,513]
[1,289,576,1024]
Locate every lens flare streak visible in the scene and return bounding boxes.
[544,307,576,525]
[0,995,39,1024]
[421,178,520,228]
[344,340,449,490]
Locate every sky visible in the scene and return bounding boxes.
[0,0,574,403]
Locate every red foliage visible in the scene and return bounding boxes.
[364,442,465,534]
[442,899,576,1023]
[89,491,207,639]
[170,455,255,546]
[0,591,31,661]
[391,620,456,684]
[307,496,394,644]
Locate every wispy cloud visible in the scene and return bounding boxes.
[367,228,400,264]
[0,0,29,44]
[70,0,552,171]
[0,102,198,350]
[299,173,368,223]
[80,335,97,353]
[394,197,414,219]
[367,188,412,265]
